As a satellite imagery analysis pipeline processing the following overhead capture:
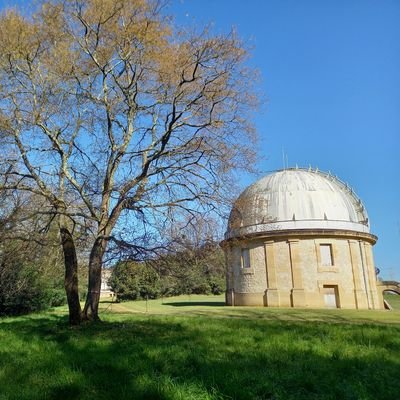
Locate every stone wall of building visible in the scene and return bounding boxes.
[225,233,383,310]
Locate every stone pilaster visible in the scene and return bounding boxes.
[224,245,235,306]
[348,240,369,309]
[363,242,381,309]
[358,240,373,309]
[288,239,306,307]
[263,241,281,306]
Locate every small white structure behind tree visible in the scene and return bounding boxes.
[100,269,114,297]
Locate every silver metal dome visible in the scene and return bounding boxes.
[226,168,370,239]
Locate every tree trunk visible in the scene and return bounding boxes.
[60,227,82,325]
[82,237,106,321]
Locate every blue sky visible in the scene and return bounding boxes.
[168,0,400,280]
[2,0,399,279]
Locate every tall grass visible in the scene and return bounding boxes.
[1,295,399,400]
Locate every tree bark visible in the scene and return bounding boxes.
[82,237,106,321]
[60,227,82,325]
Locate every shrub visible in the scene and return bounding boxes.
[110,262,161,301]
[110,243,226,301]
[0,249,66,316]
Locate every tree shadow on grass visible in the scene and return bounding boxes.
[177,307,400,326]
[1,313,400,400]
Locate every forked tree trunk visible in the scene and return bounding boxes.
[60,227,82,325]
[82,237,106,321]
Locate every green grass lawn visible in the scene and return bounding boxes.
[1,295,400,400]
[384,293,400,310]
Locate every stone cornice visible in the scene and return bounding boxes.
[220,228,377,248]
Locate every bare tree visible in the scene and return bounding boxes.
[0,0,258,324]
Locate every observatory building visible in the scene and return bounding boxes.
[222,168,384,309]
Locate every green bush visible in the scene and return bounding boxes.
[110,243,226,301]
[45,288,67,308]
[208,275,225,295]
[0,264,43,315]
[110,262,161,301]
[0,253,66,316]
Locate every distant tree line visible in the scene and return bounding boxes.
[0,192,226,315]
[0,193,89,316]
[0,239,66,316]
[109,241,225,301]
[0,237,225,315]
[0,194,64,315]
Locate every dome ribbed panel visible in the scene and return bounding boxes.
[227,169,369,238]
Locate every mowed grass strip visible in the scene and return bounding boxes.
[0,295,399,400]
[384,293,400,310]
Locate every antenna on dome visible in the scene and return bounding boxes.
[282,147,289,170]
